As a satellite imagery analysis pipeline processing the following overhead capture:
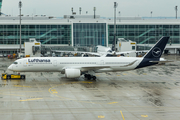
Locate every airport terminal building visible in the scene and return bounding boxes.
[0,15,180,54]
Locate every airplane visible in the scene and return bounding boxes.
[52,45,114,57]
[8,36,171,80]
[53,45,143,57]
[95,45,147,57]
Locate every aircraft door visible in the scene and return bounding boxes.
[100,60,104,65]
[23,60,27,67]
[53,60,57,67]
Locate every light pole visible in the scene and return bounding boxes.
[19,1,22,54]
[79,7,81,15]
[119,11,121,22]
[151,11,153,18]
[175,6,178,19]
[71,7,73,15]
[94,7,96,19]
[112,2,118,52]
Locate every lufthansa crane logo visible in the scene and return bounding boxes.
[152,47,161,57]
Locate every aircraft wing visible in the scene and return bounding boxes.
[62,60,138,72]
[115,50,148,54]
[62,65,111,73]
[63,65,110,70]
[81,66,110,71]
[115,51,133,55]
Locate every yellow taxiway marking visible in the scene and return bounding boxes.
[51,89,58,93]
[48,82,93,100]
[122,73,127,76]
[117,75,121,76]
[120,111,125,120]
[143,73,147,75]
[19,98,43,101]
[108,102,118,104]
[14,85,31,88]
[170,78,176,81]
[128,71,138,76]
[82,81,93,84]
[98,116,105,118]
[141,115,148,117]
[48,82,122,105]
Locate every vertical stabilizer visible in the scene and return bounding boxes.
[143,36,169,59]
[136,36,169,69]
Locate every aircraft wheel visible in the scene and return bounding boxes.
[7,76,11,79]
[87,75,91,80]
[21,75,25,79]
[84,74,88,78]
[92,76,96,80]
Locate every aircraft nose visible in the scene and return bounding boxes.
[8,65,13,71]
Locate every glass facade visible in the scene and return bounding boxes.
[73,23,106,46]
[0,24,71,45]
[108,24,180,44]
[1,22,180,47]
[0,0,2,10]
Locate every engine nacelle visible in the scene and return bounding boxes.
[65,69,81,78]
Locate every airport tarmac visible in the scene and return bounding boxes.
[0,55,180,120]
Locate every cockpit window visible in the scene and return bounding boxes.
[13,62,18,64]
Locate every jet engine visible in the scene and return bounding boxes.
[65,69,81,78]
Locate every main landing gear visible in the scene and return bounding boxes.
[84,74,96,80]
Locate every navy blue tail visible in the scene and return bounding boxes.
[143,36,169,59]
[136,36,170,69]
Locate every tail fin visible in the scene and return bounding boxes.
[136,36,169,69]
[143,36,169,59]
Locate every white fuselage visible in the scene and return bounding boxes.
[8,57,143,73]
[7,36,170,79]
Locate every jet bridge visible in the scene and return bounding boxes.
[24,38,41,57]
[116,38,137,57]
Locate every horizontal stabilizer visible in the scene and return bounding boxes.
[149,60,173,63]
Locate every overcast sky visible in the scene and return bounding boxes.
[1,0,180,17]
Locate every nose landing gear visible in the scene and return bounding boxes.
[84,74,96,80]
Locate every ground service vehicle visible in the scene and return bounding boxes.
[1,73,25,80]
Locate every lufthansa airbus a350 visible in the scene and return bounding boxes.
[8,36,170,80]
